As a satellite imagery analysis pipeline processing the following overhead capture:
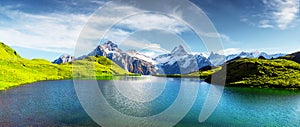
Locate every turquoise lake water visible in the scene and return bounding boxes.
[0,77,300,126]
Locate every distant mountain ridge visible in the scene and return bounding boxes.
[53,40,286,75]
[153,46,285,74]
[207,51,286,66]
[52,54,74,64]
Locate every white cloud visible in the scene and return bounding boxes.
[90,0,106,5]
[116,13,189,33]
[119,38,169,54]
[140,51,160,58]
[262,0,299,29]
[201,32,240,45]
[217,48,241,56]
[0,3,186,56]
[240,18,248,22]
[0,6,90,54]
[258,20,275,28]
[0,2,237,57]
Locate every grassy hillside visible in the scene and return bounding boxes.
[71,56,133,78]
[205,58,300,89]
[0,42,21,59]
[278,52,300,63]
[0,42,132,90]
[153,66,222,79]
[185,66,222,78]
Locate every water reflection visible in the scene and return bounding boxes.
[114,76,167,102]
[99,77,180,117]
[1,78,300,126]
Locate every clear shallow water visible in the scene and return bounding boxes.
[0,77,300,126]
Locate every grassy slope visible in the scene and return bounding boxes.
[205,58,300,89]
[278,51,300,63]
[0,42,21,58]
[185,66,222,78]
[0,42,132,90]
[153,66,222,79]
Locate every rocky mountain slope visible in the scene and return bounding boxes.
[52,54,74,64]
[85,41,157,75]
[154,45,211,74]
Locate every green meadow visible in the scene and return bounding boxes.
[0,42,132,90]
[206,58,300,89]
[153,66,222,79]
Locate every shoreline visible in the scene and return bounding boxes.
[0,74,142,91]
[2,75,300,91]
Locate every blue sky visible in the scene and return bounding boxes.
[0,0,299,60]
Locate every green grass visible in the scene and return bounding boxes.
[153,66,222,79]
[0,42,21,59]
[0,58,72,90]
[206,58,300,89]
[185,66,222,78]
[0,42,134,90]
[278,51,300,63]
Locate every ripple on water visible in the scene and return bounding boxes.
[0,79,300,126]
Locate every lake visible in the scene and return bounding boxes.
[0,77,300,126]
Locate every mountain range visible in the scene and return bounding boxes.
[53,41,286,75]
[2,41,300,89]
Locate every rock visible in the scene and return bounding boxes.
[84,41,157,75]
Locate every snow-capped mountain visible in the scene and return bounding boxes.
[155,47,286,74]
[262,53,286,59]
[52,54,74,64]
[206,51,286,66]
[86,41,157,75]
[88,41,122,57]
[207,52,226,66]
[154,45,211,74]
[53,40,286,75]
[225,51,285,61]
[126,50,156,64]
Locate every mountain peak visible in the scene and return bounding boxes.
[103,41,118,48]
[53,54,74,64]
[100,41,122,53]
[104,40,114,45]
[209,51,225,57]
[171,45,188,56]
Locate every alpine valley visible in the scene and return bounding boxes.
[54,41,286,75]
[2,40,300,90]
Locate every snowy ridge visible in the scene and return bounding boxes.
[126,50,157,64]
[52,54,74,64]
[54,40,286,75]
